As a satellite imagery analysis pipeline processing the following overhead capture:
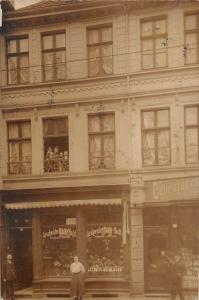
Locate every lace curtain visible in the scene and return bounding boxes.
[44,118,68,136]
[89,114,115,169]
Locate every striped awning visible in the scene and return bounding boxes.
[5,198,122,210]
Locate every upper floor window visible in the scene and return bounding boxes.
[88,113,115,170]
[184,13,199,65]
[141,108,170,166]
[185,105,199,163]
[7,37,29,84]
[7,121,31,174]
[141,17,167,69]
[43,117,69,172]
[87,25,113,77]
[42,32,66,82]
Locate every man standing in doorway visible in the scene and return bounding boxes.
[170,254,186,300]
[3,254,16,300]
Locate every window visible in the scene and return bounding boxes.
[42,32,66,81]
[185,106,199,163]
[184,13,199,64]
[141,109,170,166]
[87,25,113,77]
[7,121,31,174]
[43,117,69,172]
[141,17,167,69]
[88,113,115,170]
[7,37,29,84]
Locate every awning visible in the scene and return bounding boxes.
[5,198,122,210]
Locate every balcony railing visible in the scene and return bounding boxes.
[44,157,69,173]
[8,161,32,175]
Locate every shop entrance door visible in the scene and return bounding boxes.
[144,227,169,293]
[11,228,33,290]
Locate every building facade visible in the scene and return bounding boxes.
[0,0,199,297]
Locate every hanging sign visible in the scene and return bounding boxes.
[43,227,76,239]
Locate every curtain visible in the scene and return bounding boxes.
[185,106,197,125]
[143,111,154,129]
[142,39,153,69]
[19,55,29,83]
[88,29,99,44]
[21,122,31,138]
[43,35,53,50]
[55,33,65,48]
[143,133,155,165]
[88,47,100,77]
[155,38,167,68]
[158,130,170,165]
[8,57,17,84]
[157,110,169,127]
[102,45,113,75]
[43,52,54,81]
[89,135,101,169]
[8,123,18,139]
[44,119,67,136]
[103,135,114,168]
[186,128,198,163]
[101,27,112,43]
[88,115,100,133]
[185,33,197,64]
[103,114,114,131]
[56,51,66,80]
[9,142,19,174]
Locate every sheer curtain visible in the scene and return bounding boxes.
[89,135,101,169]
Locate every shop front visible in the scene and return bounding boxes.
[144,176,199,293]
[5,196,130,295]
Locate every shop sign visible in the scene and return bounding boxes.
[43,227,76,239]
[87,226,122,238]
[149,176,199,201]
[88,266,122,273]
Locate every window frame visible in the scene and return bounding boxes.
[43,116,69,173]
[87,24,113,77]
[88,112,115,170]
[184,104,199,164]
[141,108,171,167]
[141,15,168,70]
[41,31,66,82]
[184,12,199,65]
[7,119,32,174]
[6,35,29,85]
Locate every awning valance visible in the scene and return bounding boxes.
[5,198,122,210]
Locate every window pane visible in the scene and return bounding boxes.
[88,29,99,44]
[55,33,65,48]
[103,135,115,168]
[89,135,101,169]
[186,128,198,163]
[158,131,170,165]
[141,22,153,36]
[9,142,20,174]
[43,52,54,81]
[8,123,19,139]
[8,57,17,84]
[102,45,113,75]
[43,35,53,50]
[142,54,153,69]
[101,27,112,42]
[22,141,32,162]
[186,48,198,64]
[19,38,28,52]
[185,107,198,125]
[155,19,167,35]
[186,128,198,146]
[44,118,68,136]
[88,115,100,133]
[185,15,197,30]
[56,51,66,80]
[143,133,155,165]
[143,111,155,129]
[88,47,100,77]
[156,52,167,68]
[7,40,17,53]
[19,55,29,83]
[21,122,31,138]
[103,114,115,132]
[142,39,153,51]
[157,110,169,127]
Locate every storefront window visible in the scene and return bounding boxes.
[86,207,123,277]
[41,212,76,277]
